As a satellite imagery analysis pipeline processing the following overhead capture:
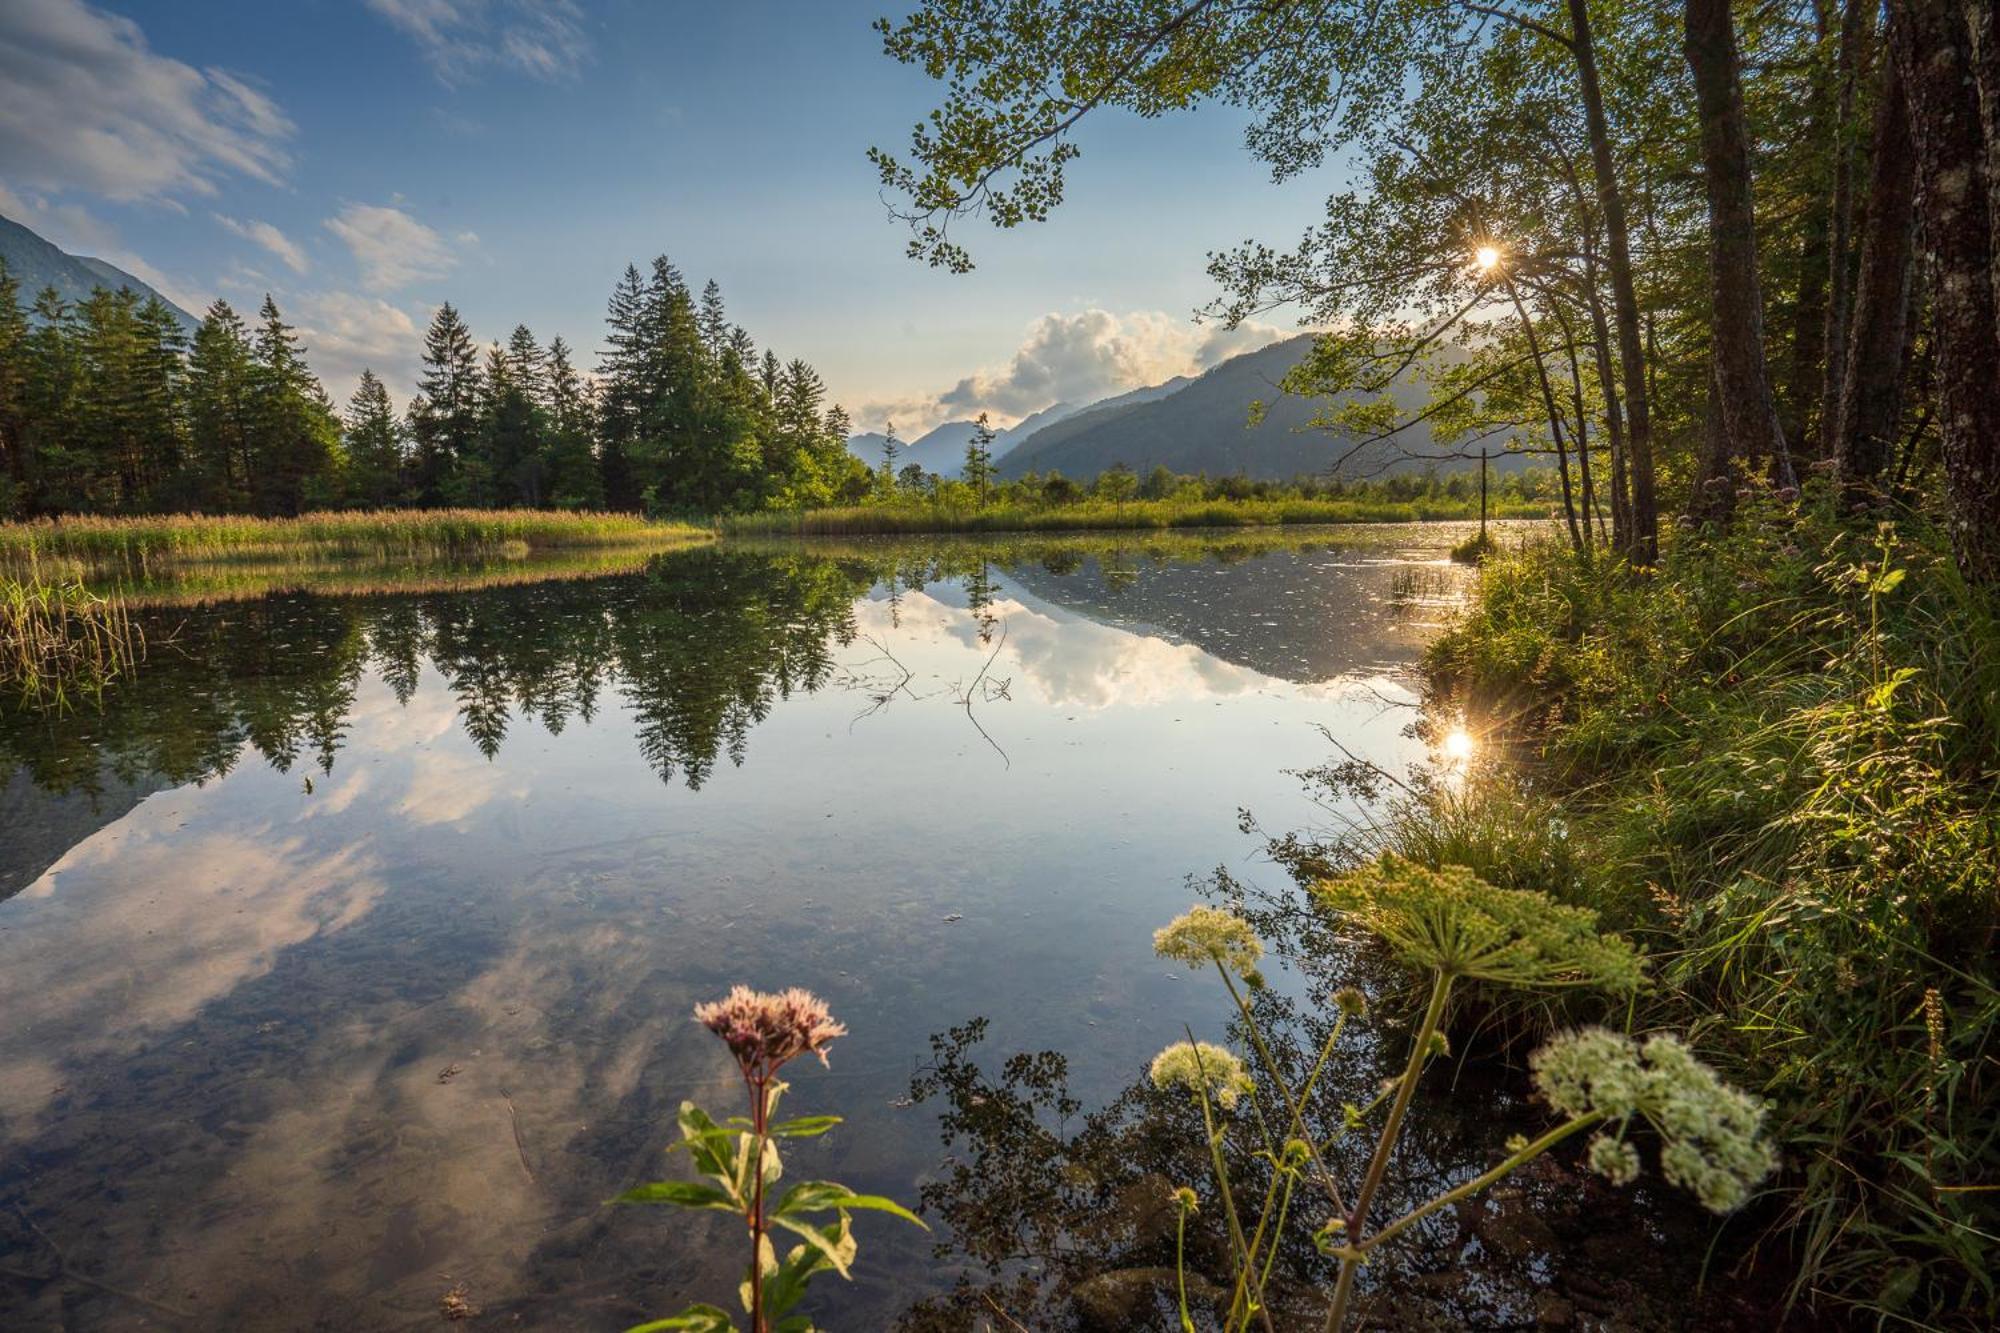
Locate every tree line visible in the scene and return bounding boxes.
[0,256,869,521]
[872,0,2000,585]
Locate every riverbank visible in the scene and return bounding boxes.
[0,509,711,580]
[1374,503,1996,1325]
[723,494,1549,535]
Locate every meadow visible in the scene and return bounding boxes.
[0,509,710,580]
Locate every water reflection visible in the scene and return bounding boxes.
[0,526,1484,1329]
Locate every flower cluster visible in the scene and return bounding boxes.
[1531,1028,1778,1212]
[1153,905,1265,984]
[1314,856,1647,995]
[1150,1040,1254,1110]
[693,985,848,1080]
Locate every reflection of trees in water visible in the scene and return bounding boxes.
[0,548,873,796]
[894,883,1759,1331]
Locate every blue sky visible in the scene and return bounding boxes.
[0,0,1337,432]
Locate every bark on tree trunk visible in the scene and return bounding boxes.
[1686,0,1799,501]
[1892,2,2000,583]
[1569,0,1657,562]
[1820,0,1876,456]
[1834,37,1918,499]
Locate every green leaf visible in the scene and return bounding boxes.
[771,1213,858,1280]
[674,1102,738,1181]
[623,1304,735,1332]
[1874,567,1906,594]
[765,1114,843,1139]
[775,1180,928,1228]
[612,1180,738,1212]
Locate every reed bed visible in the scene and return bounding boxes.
[0,509,709,577]
[2,576,144,709]
[722,495,1549,536]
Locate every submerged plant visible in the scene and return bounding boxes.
[1151,859,1776,1331]
[616,986,923,1333]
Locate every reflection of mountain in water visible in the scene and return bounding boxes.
[991,541,1466,685]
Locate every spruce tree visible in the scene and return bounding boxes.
[410,302,482,505]
[343,369,406,507]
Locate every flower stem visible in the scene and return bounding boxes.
[1324,969,1453,1333]
[1218,963,1351,1216]
[1356,1114,1601,1255]
[748,1071,770,1333]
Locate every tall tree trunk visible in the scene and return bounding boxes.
[1505,278,1586,553]
[1784,2,1838,459]
[1892,3,2000,583]
[1820,0,1876,455]
[1568,0,1657,561]
[1834,36,1918,499]
[1686,0,1799,499]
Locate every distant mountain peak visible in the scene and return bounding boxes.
[0,213,198,335]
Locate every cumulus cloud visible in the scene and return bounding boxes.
[325,202,458,292]
[0,0,292,202]
[287,290,425,403]
[862,308,1290,436]
[215,214,309,274]
[367,0,590,84]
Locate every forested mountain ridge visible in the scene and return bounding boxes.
[0,213,196,335]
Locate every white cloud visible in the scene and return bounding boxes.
[864,308,1289,436]
[288,290,425,403]
[367,0,590,84]
[0,0,292,202]
[215,213,308,274]
[324,202,458,292]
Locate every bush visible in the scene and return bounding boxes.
[1417,500,2000,1324]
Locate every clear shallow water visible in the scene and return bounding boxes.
[0,525,1746,1330]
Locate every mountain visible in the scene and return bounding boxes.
[993,401,1075,456]
[998,335,1514,481]
[0,213,199,335]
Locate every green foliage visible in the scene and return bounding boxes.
[619,995,922,1333]
[1421,499,2000,1322]
[1146,889,1770,1331]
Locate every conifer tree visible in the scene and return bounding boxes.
[410,302,482,505]
[343,369,406,507]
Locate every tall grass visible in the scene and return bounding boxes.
[2,576,143,709]
[0,509,709,578]
[723,494,1551,536]
[1404,501,2000,1325]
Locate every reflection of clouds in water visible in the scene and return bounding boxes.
[853,588,1354,710]
[0,825,382,1123]
[397,744,533,825]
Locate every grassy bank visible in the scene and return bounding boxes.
[0,509,710,578]
[722,494,1550,536]
[1360,504,1997,1323]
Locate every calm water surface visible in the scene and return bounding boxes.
[1,525,1735,1330]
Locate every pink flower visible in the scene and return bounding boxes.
[694,985,847,1080]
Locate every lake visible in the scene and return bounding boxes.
[0,524,1749,1330]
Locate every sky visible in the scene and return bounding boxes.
[0,0,1339,434]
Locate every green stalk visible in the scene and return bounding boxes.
[1232,1152,1286,1329]
[1353,1114,1601,1255]
[1195,1085,1275,1333]
[1323,970,1453,1333]
[1218,964,1351,1216]
[1176,1204,1196,1333]
[1248,1167,1299,1331]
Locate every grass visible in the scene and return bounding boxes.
[0,508,711,579]
[722,494,1551,536]
[1355,495,2000,1325]
[2,576,143,709]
